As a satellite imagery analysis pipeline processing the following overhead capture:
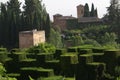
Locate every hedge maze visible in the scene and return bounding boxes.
[0,47,120,80]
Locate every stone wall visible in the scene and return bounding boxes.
[19,30,45,48]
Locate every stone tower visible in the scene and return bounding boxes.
[77,5,84,18]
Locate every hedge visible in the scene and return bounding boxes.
[60,53,78,77]
[20,67,54,80]
[78,54,93,64]
[103,49,120,75]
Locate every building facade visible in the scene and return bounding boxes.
[53,14,76,31]
[19,30,45,48]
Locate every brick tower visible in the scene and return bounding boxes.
[77,5,84,18]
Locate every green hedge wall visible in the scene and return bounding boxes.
[45,60,60,75]
[78,54,93,64]
[36,53,54,67]
[60,53,78,77]
[92,53,104,62]
[54,49,66,60]
[103,50,120,75]
[20,67,54,80]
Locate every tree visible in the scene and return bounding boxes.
[6,0,21,48]
[83,3,90,17]
[49,28,63,48]
[101,32,119,48]
[107,0,120,42]
[0,3,8,46]
[94,8,98,17]
[23,0,48,30]
[90,3,95,17]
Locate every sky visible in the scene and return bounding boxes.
[0,0,110,20]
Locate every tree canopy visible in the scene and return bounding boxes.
[0,0,51,48]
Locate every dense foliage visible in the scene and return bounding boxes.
[106,0,120,42]
[0,0,51,48]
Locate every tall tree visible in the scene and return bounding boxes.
[90,3,95,17]
[83,3,90,17]
[6,0,21,48]
[23,0,47,30]
[107,0,120,42]
[44,14,51,39]
[94,8,98,17]
[0,3,9,46]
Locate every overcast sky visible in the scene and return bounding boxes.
[0,0,110,19]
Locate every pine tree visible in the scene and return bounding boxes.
[83,3,90,17]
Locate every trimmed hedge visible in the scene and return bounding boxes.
[92,53,104,62]
[8,52,27,61]
[86,62,106,80]
[60,53,78,64]
[36,53,54,67]
[103,50,120,75]
[39,76,63,80]
[92,48,105,53]
[7,73,20,80]
[79,54,93,64]
[5,59,20,73]
[60,53,78,77]
[45,60,60,75]
[67,47,78,53]
[0,51,8,63]
[19,59,36,67]
[26,53,37,59]
[0,48,7,52]
[77,48,92,55]
[64,77,75,80]
[20,67,54,80]
[54,49,66,60]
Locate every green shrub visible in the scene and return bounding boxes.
[92,53,104,62]
[77,48,92,55]
[103,50,120,75]
[36,53,54,67]
[86,62,106,80]
[0,51,8,63]
[54,49,66,59]
[26,43,56,54]
[19,59,36,67]
[79,54,93,64]
[92,47,105,53]
[20,67,54,80]
[67,47,78,53]
[39,76,63,80]
[45,60,60,75]
[8,51,27,61]
[60,53,78,77]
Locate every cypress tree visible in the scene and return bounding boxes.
[83,3,90,17]
[6,0,21,48]
[44,14,51,39]
[0,3,9,46]
[94,8,98,17]
[23,0,47,30]
[90,3,95,17]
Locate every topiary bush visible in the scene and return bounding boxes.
[20,67,54,80]
[60,53,78,77]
